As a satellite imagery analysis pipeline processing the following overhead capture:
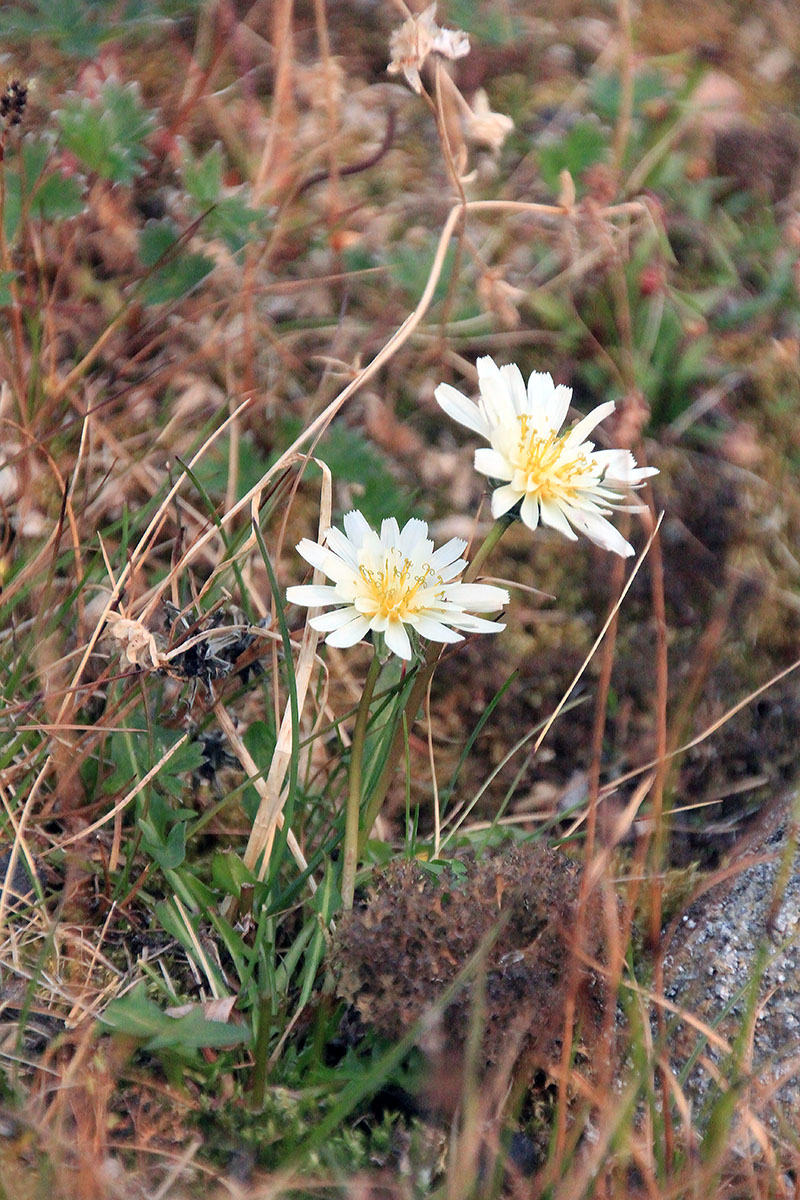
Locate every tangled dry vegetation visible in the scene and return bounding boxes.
[2,1,800,1196]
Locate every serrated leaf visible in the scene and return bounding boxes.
[181,142,262,252]
[30,172,85,220]
[182,142,223,204]
[275,419,417,529]
[57,81,155,185]
[139,221,213,303]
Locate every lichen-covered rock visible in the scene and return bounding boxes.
[664,800,800,1124]
[331,843,608,1077]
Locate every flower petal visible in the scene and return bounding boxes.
[325,525,359,567]
[548,383,573,430]
[445,582,509,611]
[398,517,431,560]
[474,447,512,480]
[380,517,401,551]
[477,356,518,427]
[519,494,541,531]
[325,615,372,647]
[286,584,343,608]
[434,558,468,583]
[569,507,634,556]
[384,617,412,660]
[411,614,464,642]
[538,498,579,540]
[295,539,356,585]
[447,613,506,633]
[498,362,528,415]
[434,382,491,437]
[490,482,522,518]
[594,449,658,486]
[429,537,467,571]
[343,509,371,547]
[310,607,362,633]
[564,400,616,447]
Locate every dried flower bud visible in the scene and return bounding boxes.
[461,88,514,154]
[387,4,469,95]
[106,615,164,671]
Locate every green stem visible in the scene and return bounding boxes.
[249,992,273,1110]
[464,511,515,582]
[357,516,514,855]
[358,653,435,856]
[342,652,382,910]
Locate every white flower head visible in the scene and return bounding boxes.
[287,510,508,661]
[435,356,658,557]
[387,3,470,95]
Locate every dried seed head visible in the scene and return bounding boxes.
[0,80,28,128]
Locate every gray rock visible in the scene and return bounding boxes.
[663,796,800,1125]
[0,848,36,908]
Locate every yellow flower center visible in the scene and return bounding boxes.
[513,414,591,499]
[358,554,442,619]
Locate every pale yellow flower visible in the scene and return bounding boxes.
[435,357,658,557]
[287,511,508,661]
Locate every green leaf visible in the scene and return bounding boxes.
[0,271,19,306]
[139,816,187,870]
[152,728,205,797]
[99,983,248,1051]
[212,849,257,899]
[276,418,418,529]
[138,221,213,303]
[538,121,609,196]
[389,238,458,309]
[445,0,523,45]
[591,70,670,123]
[3,173,22,245]
[57,81,155,185]
[30,171,85,220]
[180,142,263,252]
[182,141,223,203]
[241,720,277,821]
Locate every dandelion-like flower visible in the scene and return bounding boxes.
[287,511,508,661]
[435,356,658,557]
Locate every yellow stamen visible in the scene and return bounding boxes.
[358,554,443,619]
[514,415,592,500]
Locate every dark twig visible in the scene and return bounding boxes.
[295,107,396,196]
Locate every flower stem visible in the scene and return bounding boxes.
[357,651,436,856]
[464,511,515,582]
[357,516,514,855]
[342,652,382,911]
